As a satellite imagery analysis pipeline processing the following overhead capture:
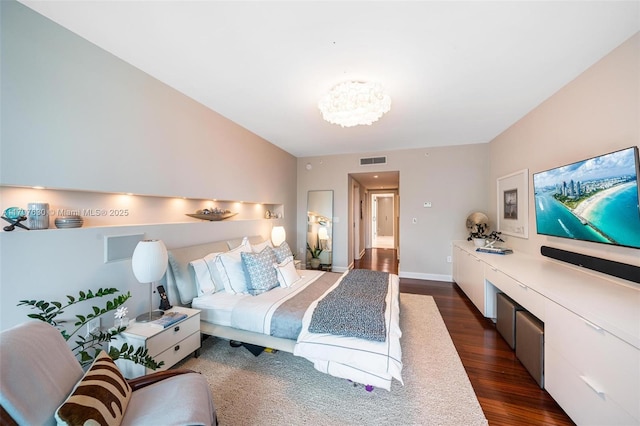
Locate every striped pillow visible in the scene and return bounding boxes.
[55,350,132,426]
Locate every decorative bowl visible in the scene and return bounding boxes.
[55,216,84,229]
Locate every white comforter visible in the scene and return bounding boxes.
[196,270,403,391]
[294,272,403,391]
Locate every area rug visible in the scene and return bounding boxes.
[177,294,488,425]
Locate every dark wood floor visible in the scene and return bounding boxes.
[354,248,574,426]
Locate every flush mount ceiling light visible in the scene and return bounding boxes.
[318,81,391,127]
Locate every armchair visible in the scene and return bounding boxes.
[0,321,216,426]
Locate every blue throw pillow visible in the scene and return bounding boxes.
[273,241,293,263]
[241,246,279,295]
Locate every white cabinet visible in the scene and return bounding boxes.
[111,306,201,378]
[453,247,487,315]
[545,300,639,425]
[452,240,640,425]
[484,266,545,321]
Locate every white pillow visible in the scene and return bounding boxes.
[251,239,273,253]
[203,252,226,293]
[189,258,216,296]
[274,256,301,288]
[214,243,251,294]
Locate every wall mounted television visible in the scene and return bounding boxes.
[533,146,640,250]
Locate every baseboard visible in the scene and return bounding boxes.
[331,265,350,273]
[399,271,452,282]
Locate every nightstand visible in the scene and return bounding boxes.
[110,306,201,379]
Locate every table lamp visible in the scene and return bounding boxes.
[131,239,168,322]
[271,226,286,247]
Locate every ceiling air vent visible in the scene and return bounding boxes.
[360,156,387,166]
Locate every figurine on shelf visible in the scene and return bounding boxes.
[2,207,30,231]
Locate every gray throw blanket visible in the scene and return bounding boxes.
[308,269,389,341]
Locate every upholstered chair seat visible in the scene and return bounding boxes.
[0,321,216,426]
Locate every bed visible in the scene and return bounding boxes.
[162,236,403,390]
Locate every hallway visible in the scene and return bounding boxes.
[353,247,398,274]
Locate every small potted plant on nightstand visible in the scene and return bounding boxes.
[18,288,162,370]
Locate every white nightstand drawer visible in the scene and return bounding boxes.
[546,300,639,420]
[146,314,200,356]
[484,266,545,321]
[154,331,201,372]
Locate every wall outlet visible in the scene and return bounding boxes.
[447,256,452,263]
[86,318,100,336]
[424,201,432,208]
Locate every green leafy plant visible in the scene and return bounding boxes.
[307,241,323,259]
[18,287,163,370]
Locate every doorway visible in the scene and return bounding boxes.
[348,171,399,265]
[372,193,395,249]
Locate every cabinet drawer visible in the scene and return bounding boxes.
[545,345,637,425]
[484,266,545,320]
[146,315,200,356]
[546,301,639,420]
[152,331,200,373]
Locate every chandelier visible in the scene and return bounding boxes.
[318,81,391,127]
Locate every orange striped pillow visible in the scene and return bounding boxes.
[55,350,132,425]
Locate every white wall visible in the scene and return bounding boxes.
[297,143,489,279]
[488,32,640,272]
[0,1,297,331]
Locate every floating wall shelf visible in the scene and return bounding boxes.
[0,186,284,231]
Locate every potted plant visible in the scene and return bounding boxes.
[18,287,162,370]
[306,241,323,269]
[467,223,504,247]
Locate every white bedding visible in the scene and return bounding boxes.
[192,270,324,329]
[294,272,403,391]
[192,291,247,327]
[193,269,403,391]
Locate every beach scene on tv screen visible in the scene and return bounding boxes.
[533,148,640,249]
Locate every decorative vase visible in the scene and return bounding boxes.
[27,202,49,230]
[309,258,321,269]
[473,238,487,247]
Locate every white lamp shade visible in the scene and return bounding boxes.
[131,239,168,283]
[318,227,329,240]
[271,226,286,247]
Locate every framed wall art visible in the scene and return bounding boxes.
[497,169,529,238]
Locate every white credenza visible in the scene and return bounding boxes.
[452,241,640,425]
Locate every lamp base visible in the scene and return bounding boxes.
[135,310,164,323]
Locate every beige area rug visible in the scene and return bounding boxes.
[177,294,488,425]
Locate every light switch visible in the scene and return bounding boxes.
[424,202,432,208]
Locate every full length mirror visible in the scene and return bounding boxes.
[307,190,333,270]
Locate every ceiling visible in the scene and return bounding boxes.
[19,1,640,158]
